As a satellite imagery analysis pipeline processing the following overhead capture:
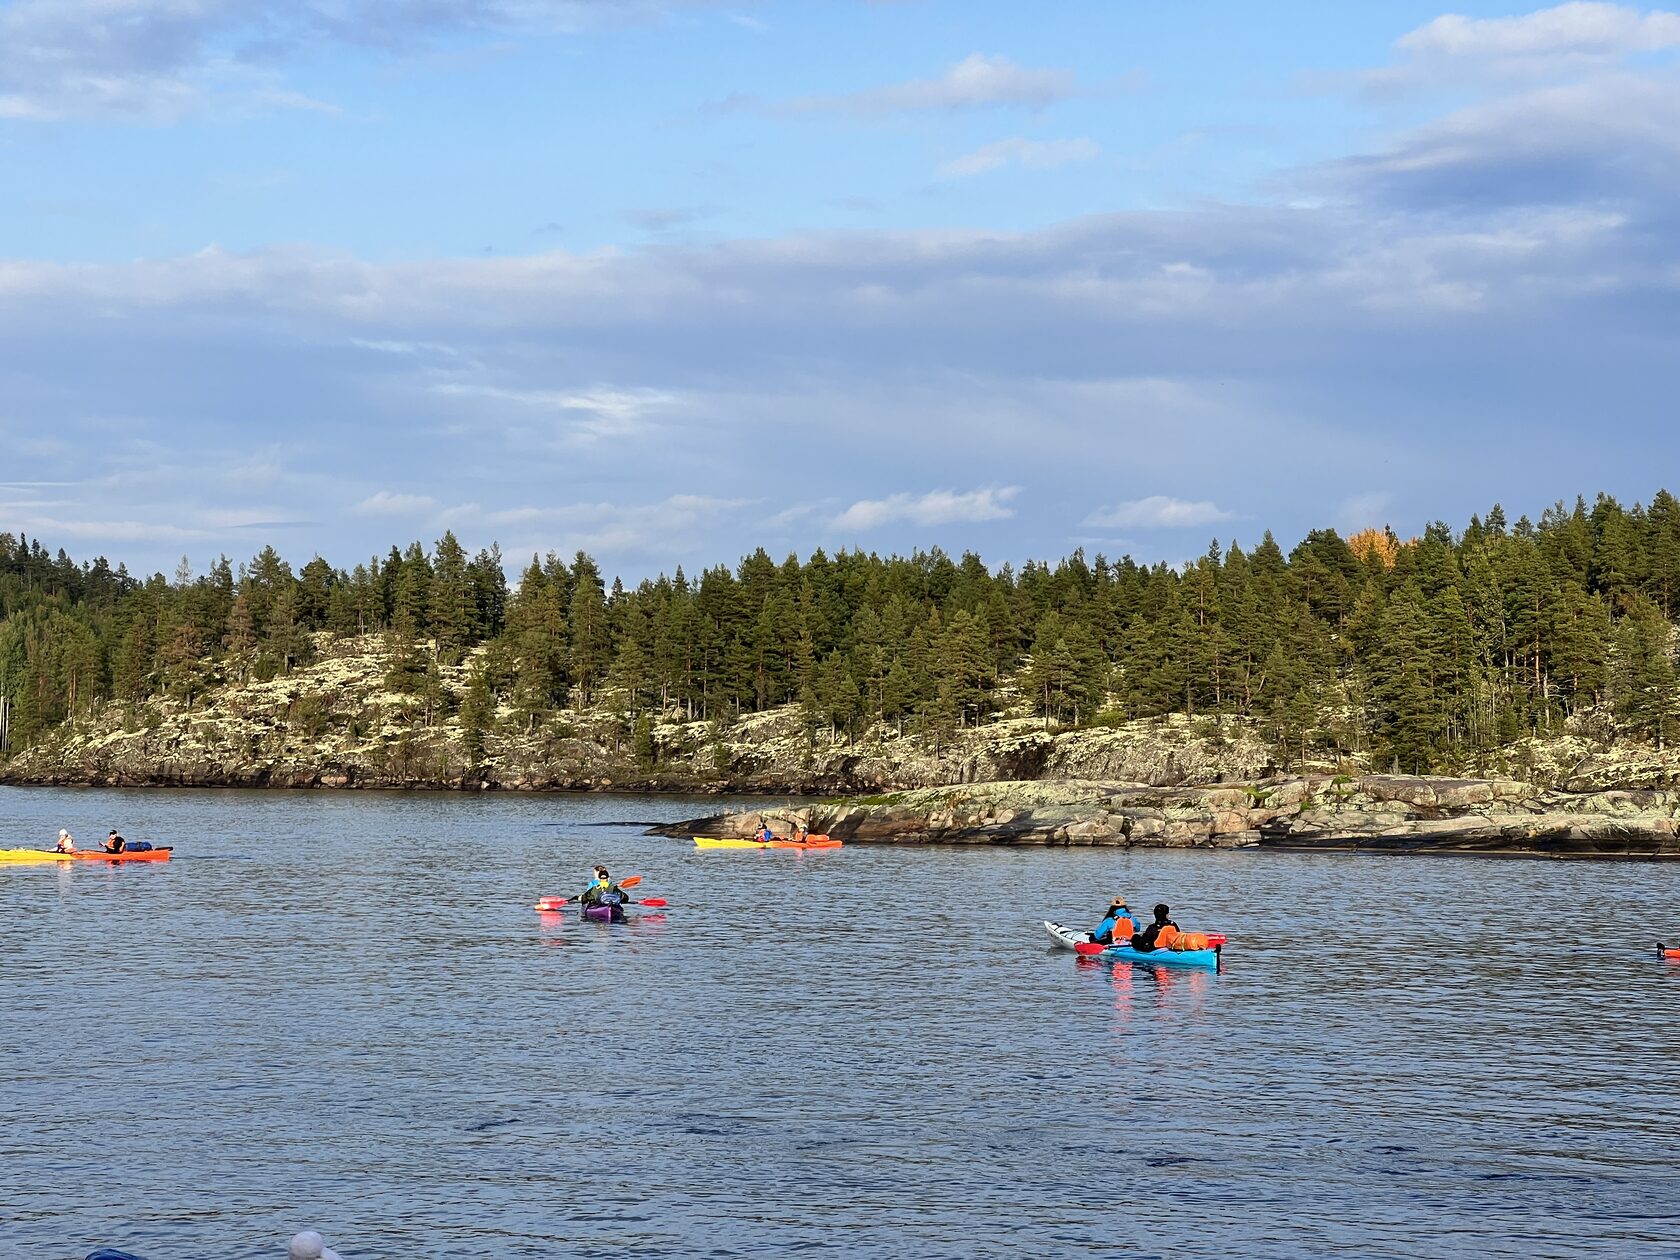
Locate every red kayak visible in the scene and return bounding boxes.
[1660,942,1680,959]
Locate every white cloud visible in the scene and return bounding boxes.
[355,491,440,516]
[1352,2,1680,95]
[789,53,1082,113]
[1086,496,1235,529]
[1398,3,1680,60]
[938,137,1100,179]
[834,486,1019,531]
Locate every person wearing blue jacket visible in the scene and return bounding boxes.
[1090,898,1136,945]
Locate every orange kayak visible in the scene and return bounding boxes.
[74,847,172,862]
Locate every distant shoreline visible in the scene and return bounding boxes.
[9,766,1680,861]
[653,775,1680,861]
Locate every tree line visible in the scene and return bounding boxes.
[3,489,1679,773]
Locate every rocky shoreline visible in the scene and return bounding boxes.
[659,775,1680,859]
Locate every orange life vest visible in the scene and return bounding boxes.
[1153,922,1180,949]
[1173,931,1210,951]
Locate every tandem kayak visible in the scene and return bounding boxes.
[0,847,172,863]
[693,835,842,850]
[1043,920,1222,969]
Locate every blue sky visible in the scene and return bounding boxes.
[3,1,1679,580]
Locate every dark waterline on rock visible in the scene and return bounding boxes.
[5,785,1680,1257]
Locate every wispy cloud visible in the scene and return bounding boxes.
[1336,491,1394,534]
[1086,496,1235,529]
[786,53,1084,113]
[430,383,678,443]
[0,0,704,122]
[938,137,1100,179]
[354,491,440,516]
[469,493,751,556]
[835,486,1020,531]
[624,206,720,233]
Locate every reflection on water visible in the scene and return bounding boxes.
[4,785,1680,1258]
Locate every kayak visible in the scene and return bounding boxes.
[693,835,842,850]
[0,847,172,863]
[1043,920,1222,969]
[0,848,72,864]
[532,896,653,919]
[74,847,171,862]
[1660,942,1680,959]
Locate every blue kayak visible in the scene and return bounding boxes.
[1043,920,1221,969]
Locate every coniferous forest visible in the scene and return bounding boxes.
[3,490,1680,776]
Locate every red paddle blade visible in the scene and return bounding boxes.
[1073,940,1105,956]
[638,898,667,908]
[533,897,567,912]
[619,875,642,889]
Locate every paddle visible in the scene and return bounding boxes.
[532,878,658,913]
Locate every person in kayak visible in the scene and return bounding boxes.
[55,829,75,853]
[1090,898,1135,946]
[578,865,629,922]
[102,830,126,853]
[792,822,809,843]
[759,821,775,843]
[1129,903,1180,952]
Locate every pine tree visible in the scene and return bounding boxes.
[567,552,610,707]
[429,531,473,664]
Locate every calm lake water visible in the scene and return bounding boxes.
[5,786,1680,1259]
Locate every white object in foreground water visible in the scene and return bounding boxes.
[288,1231,344,1260]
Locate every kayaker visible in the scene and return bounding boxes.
[102,830,127,854]
[1130,903,1180,953]
[578,865,629,922]
[792,822,809,843]
[55,829,75,853]
[1090,898,1135,945]
[577,865,611,905]
[759,821,775,843]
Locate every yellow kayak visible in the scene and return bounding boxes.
[693,835,842,850]
[0,848,73,863]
